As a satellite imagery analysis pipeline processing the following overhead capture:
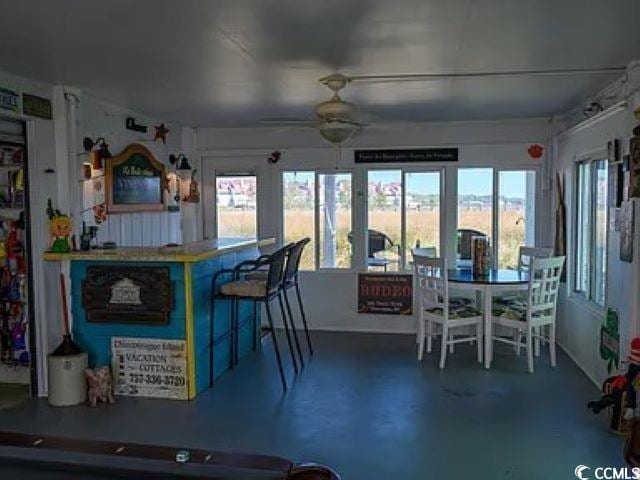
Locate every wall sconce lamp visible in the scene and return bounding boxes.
[169,153,192,178]
[83,137,112,170]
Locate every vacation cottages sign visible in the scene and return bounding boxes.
[355,148,458,164]
[112,337,188,400]
[358,273,413,315]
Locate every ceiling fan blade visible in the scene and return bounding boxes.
[258,118,317,127]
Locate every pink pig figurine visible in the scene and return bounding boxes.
[85,366,116,407]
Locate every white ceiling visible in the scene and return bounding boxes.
[1,0,639,126]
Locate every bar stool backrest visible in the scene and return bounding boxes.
[518,246,553,271]
[284,237,310,284]
[266,245,291,296]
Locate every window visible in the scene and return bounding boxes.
[575,159,608,306]
[404,171,441,259]
[319,173,352,268]
[457,168,493,266]
[283,171,352,270]
[497,170,537,268]
[216,175,257,238]
[367,170,402,271]
[283,171,316,270]
[366,169,442,271]
[456,168,537,269]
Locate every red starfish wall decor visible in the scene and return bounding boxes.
[154,123,170,144]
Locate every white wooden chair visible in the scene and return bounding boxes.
[491,256,565,373]
[495,246,553,355]
[414,256,483,369]
[517,246,553,271]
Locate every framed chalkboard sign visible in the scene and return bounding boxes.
[105,144,166,213]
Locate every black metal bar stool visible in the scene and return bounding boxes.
[212,245,293,390]
[282,238,313,357]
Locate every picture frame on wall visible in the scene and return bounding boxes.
[608,163,624,208]
[105,144,166,213]
[607,139,621,164]
[620,200,634,263]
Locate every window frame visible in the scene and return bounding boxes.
[495,167,539,269]
[455,166,539,269]
[572,155,608,307]
[281,169,355,272]
[365,167,444,271]
[213,171,258,239]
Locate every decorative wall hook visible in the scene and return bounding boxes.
[125,117,148,133]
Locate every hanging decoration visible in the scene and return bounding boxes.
[554,173,567,282]
[527,144,544,160]
[183,169,200,203]
[83,137,112,171]
[154,123,170,144]
[629,122,640,198]
[125,117,148,133]
[0,87,19,113]
[46,198,72,253]
[267,150,281,164]
[600,308,620,374]
[620,200,634,263]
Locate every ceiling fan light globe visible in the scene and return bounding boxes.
[315,99,358,122]
[318,121,359,145]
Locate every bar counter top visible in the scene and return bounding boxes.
[43,237,275,263]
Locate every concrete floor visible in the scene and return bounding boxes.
[0,332,625,479]
[0,383,29,410]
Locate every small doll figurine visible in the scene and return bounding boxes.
[46,199,72,253]
[588,337,640,431]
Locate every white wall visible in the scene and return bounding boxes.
[0,70,197,394]
[74,93,185,246]
[553,99,640,385]
[196,118,551,333]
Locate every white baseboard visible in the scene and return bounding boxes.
[306,325,416,335]
[556,340,600,388]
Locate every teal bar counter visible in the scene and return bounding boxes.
[44,237,275,399]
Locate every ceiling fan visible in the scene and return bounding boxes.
[260,73,367,145]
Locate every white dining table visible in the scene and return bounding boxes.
[447,268,530,369]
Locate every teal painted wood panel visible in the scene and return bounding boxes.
[70,260,186,368]
[69,248,261,395]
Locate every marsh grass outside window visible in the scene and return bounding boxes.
[215,174,257,238]
[574,159,608,306]
[456,168,537,269]
[282,171,353,271]
[366,169,442,271]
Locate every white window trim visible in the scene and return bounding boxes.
[281,169,356,272]
[455,165,540,269]
[570,150,608,309]
[212,170,258,239]
[365,167,445,271]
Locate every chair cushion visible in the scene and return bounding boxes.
[492,297,553,321]
[492,297,528,321]
[425,297,481,319]
[220,279,267,298]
